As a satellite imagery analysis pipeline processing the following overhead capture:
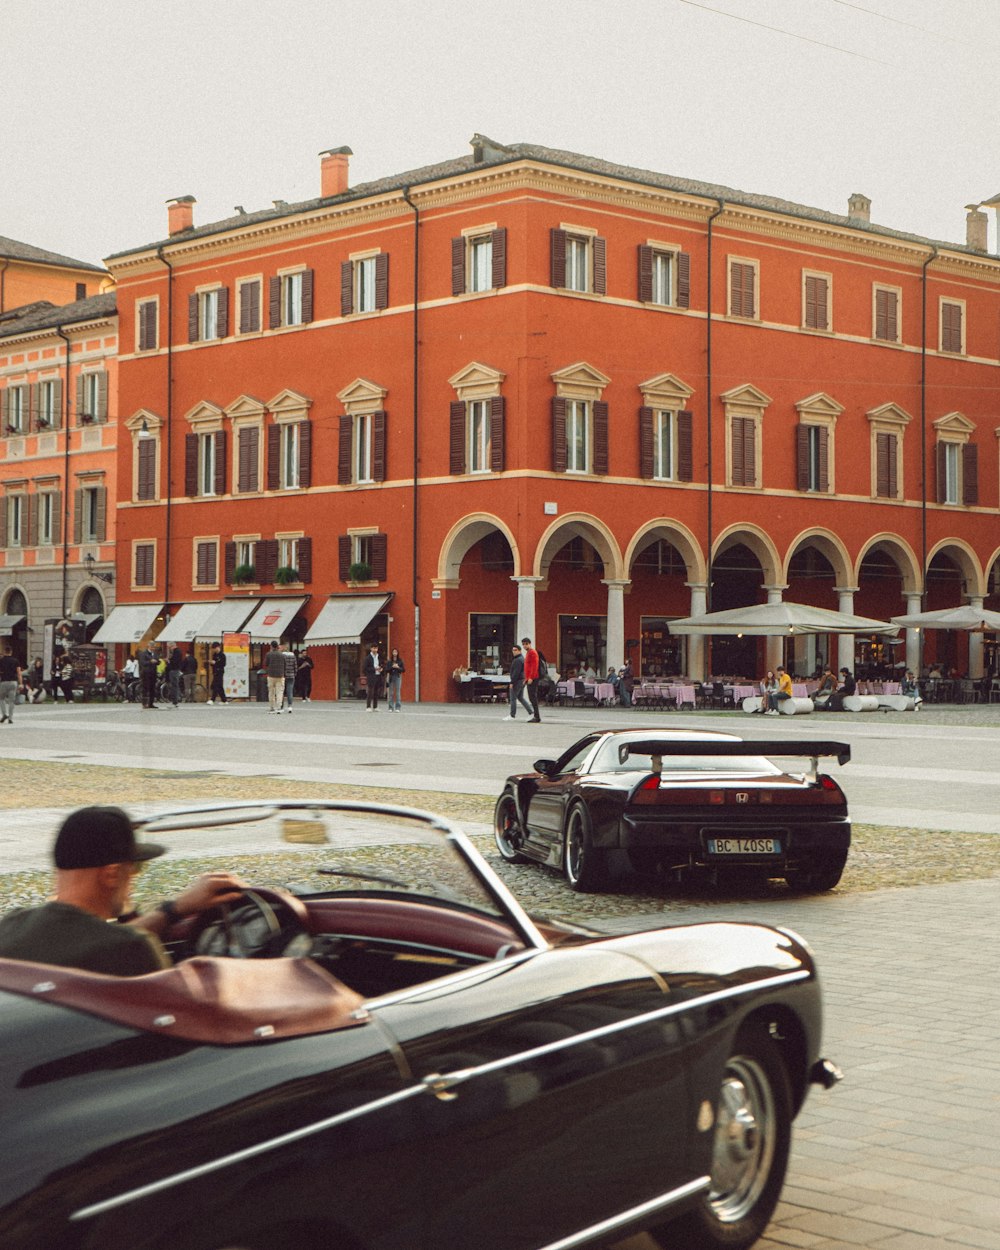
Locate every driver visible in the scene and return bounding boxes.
[0,805,246,976]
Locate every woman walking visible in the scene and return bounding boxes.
[386,649,405,711]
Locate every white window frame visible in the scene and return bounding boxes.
[6,384,26,434]
[199,431,217,497]
[354,256,376,314]
[282,271,304,327]
[353,412,373,484]
[565,398,591,474]
[721,384,772,490]
[468,399,491,473]
[653,409,677,481]
[38,379,58,427]
[565,236,590,293]
[650,249,675,307]
[278,535,301,572]
[199,288,220,341]
[236,538,258,570]
[469,235,493,293]
[867,403,911,502]
[942,441,960,505]
[80,484,100,543]
[281,422,301,490]
[81,372,101,422]
[38,492,55,546]
[7,495,25,547]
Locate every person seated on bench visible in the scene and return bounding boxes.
[766,666,793,716]
[813,665,837,709]
[825,667,856,712]
[757,670,778,714]
[901,670,923,708]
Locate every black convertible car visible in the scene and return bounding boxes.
[494,729,852,892]
[0,800,839,1250]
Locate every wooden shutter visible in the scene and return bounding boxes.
[268,277,281,329]
[340,261,353,316]
[489,396,505,472]
[677,410,693,481]
[372,411,386,482]
[731,262,755,317]
[137,438,156,500]
[551,396,567,472]
[935,441,948,504]
[338,416,353,484]
[297,536,312,583]
[817,427,829,492]
[550,228,567,288]
[593,401,609,474]
[139,301,157,350]
[732,417,756,486]
[1,389,9,429]
[371,533,387,582]
[50,378,63,430]
[298,420,312,487]
[240,280,261,333]
[224,541,237,584]
[28,383,38,429]
[51,489,61,544]
[942,302,962,352]
[875,288,897,341]
[449,401,466,474]
[374,254,389,310]
[338,535,351,581]
[216,287,229,338]
[796,425,811,490]
[300,269,314,323]
[639,406,654,477]
[876,431,897,498]
[188,293,200,342]
[185,433,198,496]
[963,443,978,506]
[27,495,37,547]
[238,426,259,492]
[0,498,6,548]
[267,424,281,490]
[638,246,653,303]
[451,237,466,296]
[97,371,108,421]
[214,430,227,495]
[592,236,607,295]
[805,276,828,330]
[676,252,691,308]
[76,375,85,424]
[259,539,279,584]
[196,542,214,585]
[491,228,507,288]
[135,544,154,587]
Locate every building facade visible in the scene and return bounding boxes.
[105,137,1000,700]
[0,235,108,314]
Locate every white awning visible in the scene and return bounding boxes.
[305,594,392,646]
[92,604,164,645]
[158,602,221,644]
[0,614,25,636]
[242,597,307,641]
[195,598,260,641]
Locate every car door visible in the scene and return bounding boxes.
[371,943,693,1250]
[522,735,600,849]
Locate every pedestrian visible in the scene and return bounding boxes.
[0,646,21,724]
[208,641,227,704]
[385,648,405,711]
[296,648,314,701]
[503,644,534,720]
[26,657,46,703]
[265,641,286,714]
[521,637,541,723]
[363,643,383,711]
[181,647,198,702]
[167,644,183,707]
[282,641,296,713]
[618,658,634,707]
[138,644,158,709]
[0,805,245,976]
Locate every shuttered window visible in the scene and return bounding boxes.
[638,248,690,308]
[796,425,829,492]
[341,255,389,316]
[195,541,218,586]
[77,372,108,424]
[452,229,508,295]
[185,431,226,497]
[730,417,757,487]
[963,443,978,506]
[137,301,158,351]
[729,261,756,319]
[268,422,311,489]
[875,431,898,498]
[874,288,898,342]
[639,408,694,481]
[935,441,978,506]
[137,437,157,501]
[134,543,155,587]
[237,427,260,492]
[941,301,963,353]
[339,533,387,582]
[188,289,228,343]
[268,270,314,328]
[804,275,829,331]
[550,229,606,294]
[238,279,262,334]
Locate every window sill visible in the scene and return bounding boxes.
[870,336,904,349]
[799,325,834,336]
[346,579,379,589]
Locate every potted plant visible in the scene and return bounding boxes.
[348,561,372,583]
[233,563,256,585]
[275,565,300,585]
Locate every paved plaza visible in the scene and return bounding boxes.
[0,698,998,1248]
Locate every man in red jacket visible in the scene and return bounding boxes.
[521,637,541,723]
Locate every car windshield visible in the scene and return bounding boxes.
[590,734,781,776]
[138,801,540,937]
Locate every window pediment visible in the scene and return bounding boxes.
[337,378,388,414]
[796,392,844,422]
[448,362,505,402]
[225,394,266,421]
[933,411,975,438]
[266,388,312,419]
[720,383,772,412]
[867,402,912,428]
[125,409,163,434]
[184,401,225,428]
[639,372,694,408]
[551,361,611,401]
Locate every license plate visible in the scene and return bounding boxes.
[707,837,780,855]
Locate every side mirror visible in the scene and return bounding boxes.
[534,759,557,776]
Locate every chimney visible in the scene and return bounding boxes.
[166,195,196,235]
[320,146,353,198]
[847,193,871,224]
[965,205,988,251]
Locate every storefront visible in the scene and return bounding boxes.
[305,593,392,698]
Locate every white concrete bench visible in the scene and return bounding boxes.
[876,694,917,712]
[778,696,814,715]
[842,694,880,713]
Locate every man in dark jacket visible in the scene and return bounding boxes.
[208,642,227,704]
[503,644,533,720]
[167,645,184,707]
[138,645,158,710]
[362,644,383,711]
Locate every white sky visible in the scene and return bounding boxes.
[3,0,999,267]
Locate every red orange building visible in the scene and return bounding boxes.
[103,136,1000,699]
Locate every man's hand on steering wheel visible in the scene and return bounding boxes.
[131,871,247,940]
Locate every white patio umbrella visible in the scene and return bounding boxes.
[667,601,899,636]
[891,604,1000,632]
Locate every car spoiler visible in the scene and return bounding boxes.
[623,740,851,768]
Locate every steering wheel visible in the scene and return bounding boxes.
[181,886,313,960]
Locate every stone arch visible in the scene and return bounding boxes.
[624,519,706,583]
[534,513,623,583]
[782,528,852,588]
[712,523,782,588]
[985,545,1000,599]
[853,534,921,594]
[926,538,985,599]
[435,513,521,588]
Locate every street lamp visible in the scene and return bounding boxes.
[84,553,114,584]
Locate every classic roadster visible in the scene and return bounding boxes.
[494,729,852,892]
[0,800,840,1250]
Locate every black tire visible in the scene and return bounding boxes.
[785,852,847,893]
[652,1020,792,1250]
[493,792,529,864]
[562,803,608,893]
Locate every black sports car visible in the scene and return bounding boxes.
[0,799,839,1250]
[494,728,851,892]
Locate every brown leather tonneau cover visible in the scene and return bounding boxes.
[0,956,366,1044]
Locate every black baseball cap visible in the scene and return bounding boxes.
[54,806,166,870]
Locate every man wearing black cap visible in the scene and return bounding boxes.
[0,806,244,976]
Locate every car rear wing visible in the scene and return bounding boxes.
[623,740,851,775]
